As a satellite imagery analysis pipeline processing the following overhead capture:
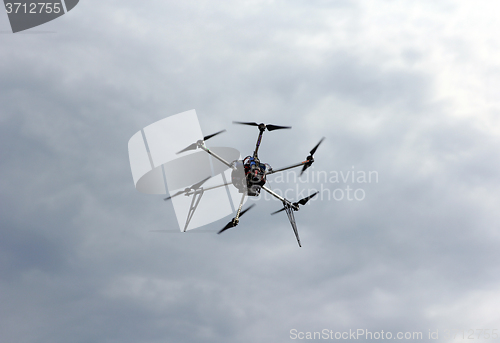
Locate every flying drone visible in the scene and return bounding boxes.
[165,121,324,247]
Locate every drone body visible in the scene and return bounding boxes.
[168,121,324,247]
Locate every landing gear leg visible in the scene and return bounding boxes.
[232,192,247,225]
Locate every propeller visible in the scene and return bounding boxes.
[271,191,319,215]
[164,177,211,201]
[232,121,259,127]
[266,124,292,131]
[203,130,226,141]
[218,204,256,234]
[300,137,325,176]
[233,121,291,131]
[177,130,226,154]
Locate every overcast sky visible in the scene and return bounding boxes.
[1,1,500,342]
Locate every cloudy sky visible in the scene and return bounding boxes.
[1,1,500,342]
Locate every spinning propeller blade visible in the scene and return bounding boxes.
[239,204,255,217]
[203,129,226,141]
[232,121,259,126]
[177,130,226,154]
[177,142,198,154]
[270,192,319,214]
[309,137,324,156]
[271,207,286,215]
[233,122,291,131]
[296,191,319,206]
[300,137,325,176]
[266,124,291,131]
[218,204,256,234]
[164,190,184,201]
[218,221,234,234]
[191,177,211,190]
[164,177,211,201]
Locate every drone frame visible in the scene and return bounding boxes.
[171,122,323,246]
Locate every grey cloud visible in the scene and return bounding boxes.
[1,1,499,342]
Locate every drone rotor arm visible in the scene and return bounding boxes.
[201,181,233,192]
[267,160,309,175]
